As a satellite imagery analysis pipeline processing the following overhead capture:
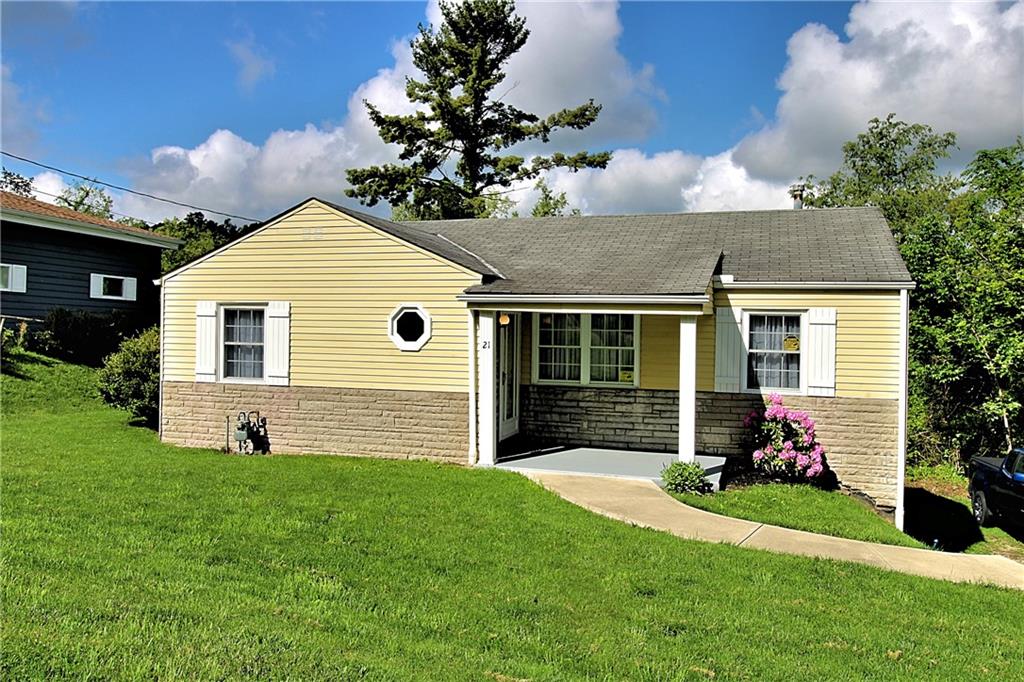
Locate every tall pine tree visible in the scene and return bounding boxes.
[346,0,610,219]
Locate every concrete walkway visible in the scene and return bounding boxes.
[531,472,1024,590]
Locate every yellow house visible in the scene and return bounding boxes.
[158,199,913,527]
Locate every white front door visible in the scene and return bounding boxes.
[498,313,520,441]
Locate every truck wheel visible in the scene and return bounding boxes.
[972,490,992,527]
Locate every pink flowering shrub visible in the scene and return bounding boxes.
[743,393,826,480]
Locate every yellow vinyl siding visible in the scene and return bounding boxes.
[162,201,479,392]
[716,290,901,400]
[636,291,902,399]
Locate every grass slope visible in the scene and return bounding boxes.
[3,351,1024,679]
[674,485,925,548]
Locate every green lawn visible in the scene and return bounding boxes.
[673,484,925,548]
[3,351,1024,679]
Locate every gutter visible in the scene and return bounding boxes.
[1,208,183,250]
[456,293,710,305]
[713,275,916,290]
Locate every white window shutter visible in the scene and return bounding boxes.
[807,307,837,397]
[123,277,137,301]
[265,301,291,386]
[89,273,103,299]
[10,265,27,293]
[195,301,217,382]
[714,306,743,392]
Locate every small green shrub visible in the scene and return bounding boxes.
[662,461,711,494]
[97,326,160,425]
[1,325,15,355]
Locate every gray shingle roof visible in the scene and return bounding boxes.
[322,200,912,295]
[406,206,911,296]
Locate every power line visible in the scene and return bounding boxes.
[2,150,260,222]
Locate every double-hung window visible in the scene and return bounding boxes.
[746,313,802,390]
[537,313,582,382]
[223,308,265,379]
[590,313,636,384]
[534,313,638,386]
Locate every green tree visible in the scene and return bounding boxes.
[902,141,1024,453]
[801,114,958,245]
[531,178,579,217]
[803,115,1024,462]
[56,180,115,219]
[347,0,610,220]
[1,168,33,197]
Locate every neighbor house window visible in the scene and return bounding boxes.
[534,313,639,385]
[223,308,265,379]
[746,313,802,390]
[590,314,635,384]
[1,263,26,293]
[537,313,582,382]
[89,274,137,301]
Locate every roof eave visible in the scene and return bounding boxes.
[457,293,711,304]
[713,276,915,290]
[1,208,182,249]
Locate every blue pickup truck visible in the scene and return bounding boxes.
[969,448,1024,527]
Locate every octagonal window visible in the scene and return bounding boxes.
[388,304,432,351]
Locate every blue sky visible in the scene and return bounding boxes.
[2,1,1020,221]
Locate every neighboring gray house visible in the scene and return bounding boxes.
[0,191,179,324]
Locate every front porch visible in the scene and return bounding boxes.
[496,446,726,489]
[471,306,708,477]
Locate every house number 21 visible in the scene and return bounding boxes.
[480,341,490,349]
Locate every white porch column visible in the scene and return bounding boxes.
[476,311,498,466]
[678,316,697,463]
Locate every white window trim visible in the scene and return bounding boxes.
[0,263,23,293]
[530,312,641,388]
[388,303,432,352]
[739,309,809,396]
[90,273,137,301]
[218,304,268,384]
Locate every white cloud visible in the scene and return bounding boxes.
[30,170,67,203]
[226,38,276,92]
[680,150,792,213]
[1,65,46,155]
[733,0,1024,181]
[541,148,701,215]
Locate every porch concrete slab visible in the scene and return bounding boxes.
[530,472,1024,590]
[497,447,726,489]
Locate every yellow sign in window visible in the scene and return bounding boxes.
[619,370,634,383]
[783,336,800,352]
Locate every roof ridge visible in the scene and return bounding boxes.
[406,205,883,225]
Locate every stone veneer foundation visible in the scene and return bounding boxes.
[161,381,470,464]
[520,384,899,510]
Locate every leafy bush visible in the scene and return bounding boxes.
[39,308,146,366]
[744,393,827,481]
[1,324,15,355]
[662,461,712,494]
[97,326,160,425]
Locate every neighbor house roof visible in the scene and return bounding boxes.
[0,190,180,249]
[404,206,912,296]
